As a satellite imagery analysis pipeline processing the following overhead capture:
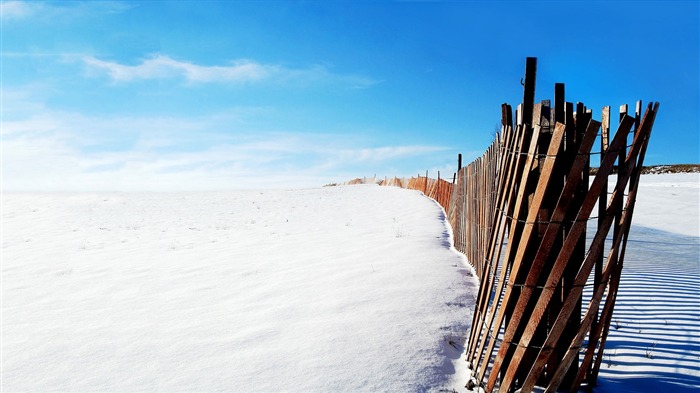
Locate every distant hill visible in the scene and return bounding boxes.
[591,164,700,175]
[639,164,700,174]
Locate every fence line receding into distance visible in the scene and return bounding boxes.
[362,57,659,393]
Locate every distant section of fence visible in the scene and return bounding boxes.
[357,58,659,393]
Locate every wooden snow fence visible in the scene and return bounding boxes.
[419,174,455,211]
[379,57,659,392]
[378,176,405,188]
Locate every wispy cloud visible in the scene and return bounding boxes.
[1,90,444,191]
[0,1,36,19]
[82,55,269,83]
[81,54,379,88]
[340,146,448,162]
[1,1,131,21]
[3,125,443,191]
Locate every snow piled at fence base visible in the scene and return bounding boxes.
[2,185,477,392]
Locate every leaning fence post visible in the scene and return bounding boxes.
[424,170,428,194]
[522,57,537,126]
[590,105,611,380]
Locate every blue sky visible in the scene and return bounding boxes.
[2,1,698,191]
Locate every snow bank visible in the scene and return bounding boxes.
[2,185,477,392]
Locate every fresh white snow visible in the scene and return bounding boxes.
[1,173,698,392]
[1,185,477,392]
[625,173,699,237]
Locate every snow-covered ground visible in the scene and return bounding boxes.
[1,173,698,392]
[1,185,477,392]
[593,173,699,393]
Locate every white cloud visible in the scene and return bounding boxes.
[82,55,268,83]
[1,1,131,20]
[1,100,445,191]
[81,55,378,88]
[342,146,449,162]
[0,1,36,19]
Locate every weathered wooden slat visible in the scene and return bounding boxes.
[554,83,565,125]
[564,102,592,386]
[522,57,538,126]
[628,100,644,198]
[601,106,610,151]
[592,105,611,351]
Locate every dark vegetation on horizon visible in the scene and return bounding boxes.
[591,164,700,175]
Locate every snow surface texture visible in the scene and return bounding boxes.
[592,173,699,393]
[627,173,699,238]
[2,185,477,392]
[2,173,698,392]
